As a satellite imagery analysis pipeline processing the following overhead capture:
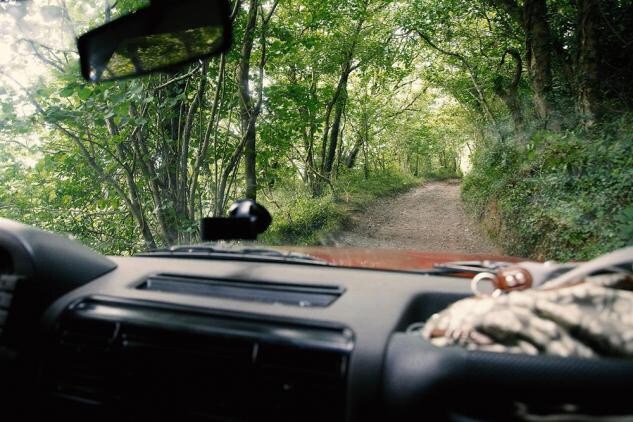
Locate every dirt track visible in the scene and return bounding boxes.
[333,181,499,254]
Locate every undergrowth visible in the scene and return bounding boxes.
[463,114,633,260]
[259,169,421,245]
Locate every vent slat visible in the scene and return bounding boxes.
[138,274,344,307]
[50,392,105,406]
[42,299,351,421]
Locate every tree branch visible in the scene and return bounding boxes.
[416,30,498,126]
[152,65,201,90]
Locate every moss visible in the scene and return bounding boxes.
[462,114,633,260]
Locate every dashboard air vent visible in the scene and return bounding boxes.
[0,247,13,275]
[41,297,353,421]
[0,246,19,346]
[137,274,344,307]
[0,277,14,336]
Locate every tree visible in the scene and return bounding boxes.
[2,0,632,255]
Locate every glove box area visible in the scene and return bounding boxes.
[383,291,633,421]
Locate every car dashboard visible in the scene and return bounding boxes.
[41,256,466,421]
[1,219,632,422]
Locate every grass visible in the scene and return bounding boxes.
[462,114,633,260]
[259,168,421,245]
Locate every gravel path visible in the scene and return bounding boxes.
[333,180,499,254]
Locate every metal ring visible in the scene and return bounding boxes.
[471,272,498,296]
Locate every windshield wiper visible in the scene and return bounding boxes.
[430,260,512,275]
[404,260,520,277]
[136,245,331,266]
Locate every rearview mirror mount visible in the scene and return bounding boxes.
[77,0,231,82]
[200,200,273,241]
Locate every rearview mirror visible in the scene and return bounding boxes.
[77,0,231,82]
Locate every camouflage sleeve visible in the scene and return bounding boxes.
[419,273,633,358]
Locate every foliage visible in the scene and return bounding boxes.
[463,114,633,260]
[1,0,451,254]
[1,0,632,259]
[260,169,419,245]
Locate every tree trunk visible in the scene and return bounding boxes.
[346,137,363,169]
[189,54,226,219]
[236,0,278,200]
[70,132,157,250]
[323,69,349,175]
[131,123,177,245]
[318,14,364,178]
[319,75,346,173]
[216,137,248,216]
[238,0,259,200]
[577,0,600,124]
[244,118,257,200]
[499,89,524,130]
[362,133,370,179]
[524,0,553,120]
[312,65,350,196]
[494,49,524,130]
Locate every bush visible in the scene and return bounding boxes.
[259,193,344,245]
[260,168,420,245]
[420,168,463,181]
[462,114,633,260]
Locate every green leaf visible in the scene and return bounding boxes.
[78,87,93,101]
[115,103,130,116]
[59,86,75,98]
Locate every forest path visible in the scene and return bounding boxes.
[333,180,500,253]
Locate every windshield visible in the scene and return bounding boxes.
[0,0,631,266]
